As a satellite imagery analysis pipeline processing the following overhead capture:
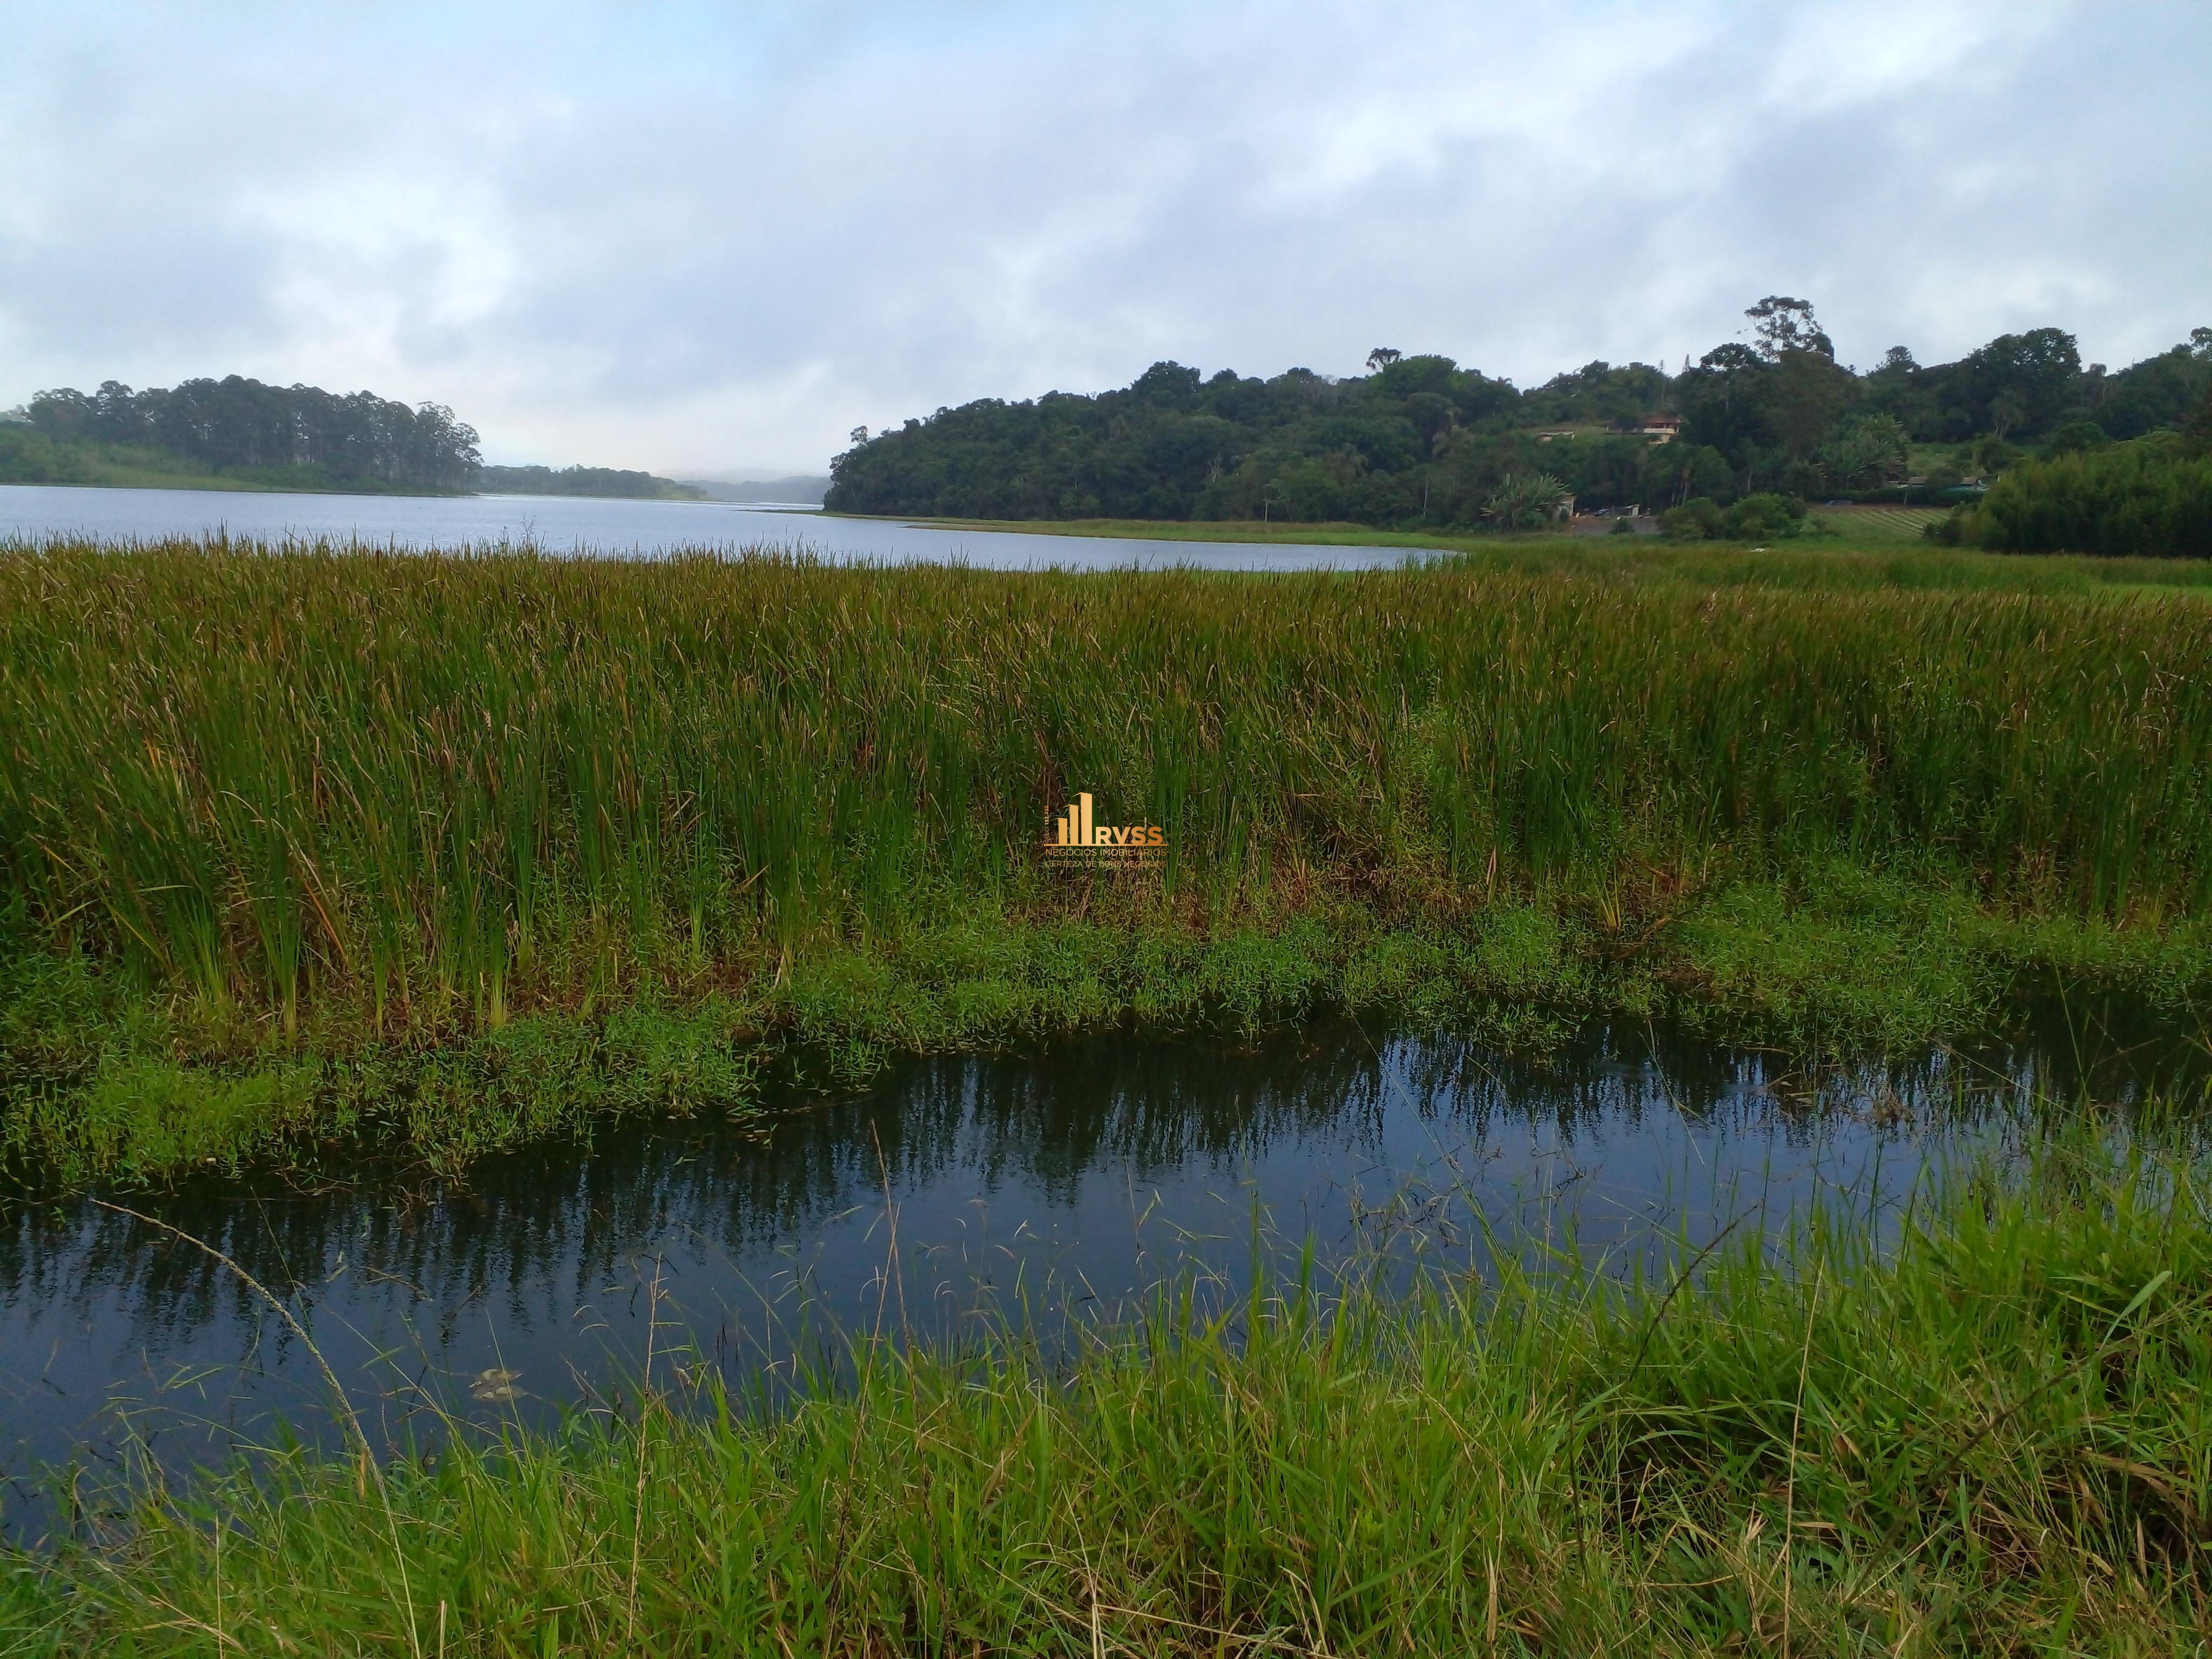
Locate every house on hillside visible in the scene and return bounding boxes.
[1638,415,1682,443]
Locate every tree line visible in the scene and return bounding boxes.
[21,375,482,493]
[825,300,2212,526]
[478,464,703,500]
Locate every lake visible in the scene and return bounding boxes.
[4,1003,2196,1543]
[0,484,1417,570]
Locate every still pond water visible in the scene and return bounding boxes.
[4,1007,2202,1540]
[0,484,1415,570]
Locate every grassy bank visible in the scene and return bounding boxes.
[867,511,2212,591]
[8,882,2209,1183]
[1429,538,2212,598]
[852,512,1488,550]
[6,1136,2207,1653]
[4,538,2211,1181]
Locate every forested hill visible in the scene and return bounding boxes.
[825,302,2212,527]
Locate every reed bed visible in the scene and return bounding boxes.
[5,1134,2206,1654]
[4,536,2212,1174]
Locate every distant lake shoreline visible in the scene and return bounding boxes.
[0,483,1414,569]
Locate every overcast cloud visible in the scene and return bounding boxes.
[2,1,2206,475]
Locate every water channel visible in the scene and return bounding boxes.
[4,1004,2203,1542]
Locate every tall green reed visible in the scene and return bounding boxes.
[3,538,2209,1031]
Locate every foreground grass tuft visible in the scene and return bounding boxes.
[5,1136,2207,1653]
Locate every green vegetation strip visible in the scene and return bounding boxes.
[3,539,2211,1181]
[872,509,2212,583]
[0,424,460,496]
[5,1137,2208,1653]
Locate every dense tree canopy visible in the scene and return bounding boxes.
[25,375,481,492]
[828,302,2212,527]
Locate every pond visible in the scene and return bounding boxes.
[4,1003,2201,1542]
[0,485,1416,570]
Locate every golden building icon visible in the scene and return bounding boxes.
[1047,793,1164,854]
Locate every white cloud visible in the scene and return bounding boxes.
[0,0,2203,474]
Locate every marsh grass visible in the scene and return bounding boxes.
[4,536,2212,1174]
[5,1132,2207,1654]
[7,537,2210,1009]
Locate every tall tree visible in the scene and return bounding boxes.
[1953,329,2082,437]
[1745,296,1835,360]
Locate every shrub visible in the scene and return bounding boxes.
[1718,492,1807,540]
[1662,493,1808,542]
[1923,505,1981,545]
[1660,496,1721,539]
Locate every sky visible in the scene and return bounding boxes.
[2,1,2206,477]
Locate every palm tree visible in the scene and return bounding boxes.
[1482,471,1566,530]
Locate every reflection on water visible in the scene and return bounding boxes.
[1,1009,2203,1539]
[0,484,1414,570]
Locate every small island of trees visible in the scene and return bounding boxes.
[0,375,700,500]
[5,376,483,493]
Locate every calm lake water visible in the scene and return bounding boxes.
[4,1006,2201,1541]
[0,484,1416,570]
